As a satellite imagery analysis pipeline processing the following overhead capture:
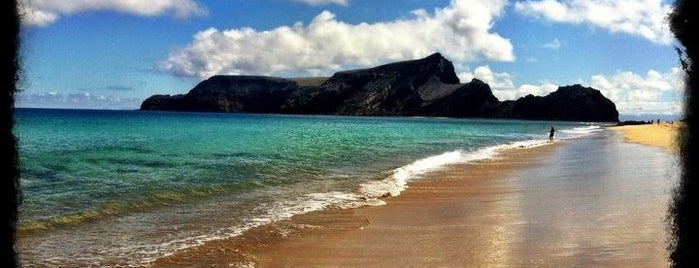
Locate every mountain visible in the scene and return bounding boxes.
[141,53,619,122]
[489,85,620,121]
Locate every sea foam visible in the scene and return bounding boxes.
[359,139,551,200]
[559,125,604,139]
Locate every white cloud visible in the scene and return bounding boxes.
[514,0,674,44]
[292,0,349,6]
[459,65,683,115]
[459,65,514,99]
[516,83,559,97]
[458,66,558,100]
[19,0,207,27]
[161,0,514,79]
[590,68,684,115]
[542,38,561,49]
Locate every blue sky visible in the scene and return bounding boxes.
[17,0,683,119]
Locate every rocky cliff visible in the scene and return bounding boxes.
[139,76,301,113]
[142,53,619,122]
[489,85,619,121]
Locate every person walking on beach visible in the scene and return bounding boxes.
[549,126,555,141]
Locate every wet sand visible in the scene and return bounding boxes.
[153,130,678,267]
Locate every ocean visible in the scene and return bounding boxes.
[14,108,605,266]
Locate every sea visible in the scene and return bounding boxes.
[13,108,606,266]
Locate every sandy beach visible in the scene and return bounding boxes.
[610,122,681,153]
[153,127,679,267]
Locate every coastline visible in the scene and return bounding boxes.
[153,128,677,267]
[153,140,559,267]
[15,112,604,266]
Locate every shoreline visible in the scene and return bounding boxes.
[153,140,560,267]
[153,128,677,267]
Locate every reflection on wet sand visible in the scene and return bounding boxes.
[505,131,676,266]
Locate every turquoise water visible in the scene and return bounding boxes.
[14,108,604,266]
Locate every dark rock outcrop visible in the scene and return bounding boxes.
[142,53,619,122]
[141,76,300,113]
[488,85,619,121]
[281,52,473,116]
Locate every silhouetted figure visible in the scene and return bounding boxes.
[549,126,555,141]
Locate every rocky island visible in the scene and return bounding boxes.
[141,53,619,122]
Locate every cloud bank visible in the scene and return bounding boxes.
[591,68,683,115]
[161,0,514,79]
[514,0,674,44]
[19,0,207,27]
[459,66,683,115]
[16,91,142,110]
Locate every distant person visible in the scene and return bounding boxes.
[549,126,555,141]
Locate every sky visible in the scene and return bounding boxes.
[16,0,685,120]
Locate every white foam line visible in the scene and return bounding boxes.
[124,191,382,267]
[558,124,605,139]
[359,139,552,199]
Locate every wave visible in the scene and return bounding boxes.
[98,190,385,266]
[17,185,234,236]
[359,139,551,200]
[558,125,604,139]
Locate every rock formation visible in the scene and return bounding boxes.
[489,85,620,121]
[142,53,619,122]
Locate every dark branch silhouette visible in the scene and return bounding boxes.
[669,0,698,267]
[1,0,21,266]
[1,1,695,267]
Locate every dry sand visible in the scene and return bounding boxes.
[152,129,677,267]
[610,122,681,153]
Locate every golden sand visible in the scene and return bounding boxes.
[610,123,681,154]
